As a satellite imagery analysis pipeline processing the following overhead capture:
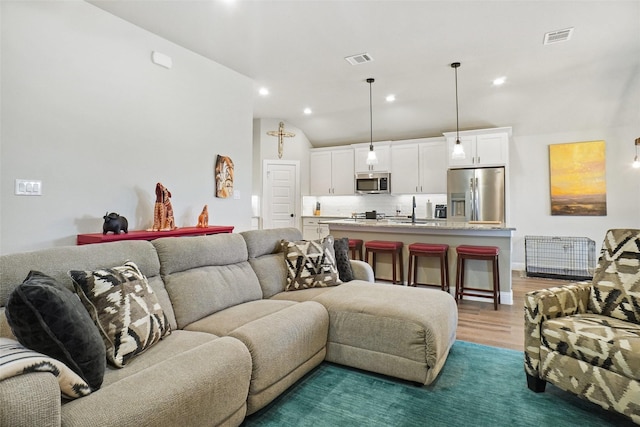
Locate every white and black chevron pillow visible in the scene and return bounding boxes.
[0,338,91,399]
[283,236,342,291]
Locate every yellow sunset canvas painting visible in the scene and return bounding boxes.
[549,140,606,216]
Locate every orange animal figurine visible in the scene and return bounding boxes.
[149,182,176,231]
[196,205,209,228]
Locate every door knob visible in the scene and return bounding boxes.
[290,214,294,217]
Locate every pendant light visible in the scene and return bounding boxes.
[450,62,466,160]
[633,137,640,169]
[365,77,378,166]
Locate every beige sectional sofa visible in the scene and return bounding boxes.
[0,227,457,426]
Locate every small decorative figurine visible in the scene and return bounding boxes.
[197,205,209,228]
[149,182,176,231]
[103,212,128,235]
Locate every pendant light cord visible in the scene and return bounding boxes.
[455,67,459,142]
[452,62,461,143]
[368,78,374,150]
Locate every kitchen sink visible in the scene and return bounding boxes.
[387,219,437,225]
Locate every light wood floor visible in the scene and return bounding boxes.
[448,272,568,351]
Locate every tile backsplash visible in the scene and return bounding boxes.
[302,193,447,218]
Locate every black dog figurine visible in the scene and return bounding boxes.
[103,212,128,235]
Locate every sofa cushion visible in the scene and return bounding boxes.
[589,229,640,324]
[248,253,288,299]
[5,271,106,391]
[153,233,264,329]
[333,237,354,282]
[185,299,297,336]
[283,236,341,291]
[311,281,458,385]
[69,262,171,368]
[241,227,303,259]
[61,333,253,427]
[542,313,640,381]
[0,240,177,330]
[0,338,91,399]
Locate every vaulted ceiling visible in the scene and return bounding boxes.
[90,0,640,147]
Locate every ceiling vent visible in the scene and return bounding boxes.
[345,53,373,65]
[543,27,574,45]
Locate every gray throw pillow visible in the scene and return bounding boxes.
[5,271,106,391]
[334,237,355,282]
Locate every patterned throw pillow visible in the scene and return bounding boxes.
[5,271,106,391]
[283,236,342,291]
[588,229,640,324]
[69,262,171,368]
[333,237,354,282]
[0,338,91,399]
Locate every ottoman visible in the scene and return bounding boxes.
[312,281,458,385]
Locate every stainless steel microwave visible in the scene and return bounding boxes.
[355,172,390,194]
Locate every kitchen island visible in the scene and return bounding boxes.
[324,219,515,305]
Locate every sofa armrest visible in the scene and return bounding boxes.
[350,260,374,282]
[0,372,61,427]
[524,281,591,377]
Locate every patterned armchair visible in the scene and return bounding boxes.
[524,229,640,423]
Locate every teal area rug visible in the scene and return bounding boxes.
[242,341,633,426]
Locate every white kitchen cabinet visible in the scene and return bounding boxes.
[353,142,391,172]
[302,217,341,240]
[309,148,354,195]
[444,127,511,168]
[390,139,447,194]
[419,140,447,193]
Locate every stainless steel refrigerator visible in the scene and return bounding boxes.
[447,167,505,222]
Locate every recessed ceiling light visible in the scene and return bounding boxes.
[493,77,506,86]
[303,108,312,115]
[386,94,396,102]
[258,87,269,96]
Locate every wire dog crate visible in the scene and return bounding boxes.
[525,236,597,280]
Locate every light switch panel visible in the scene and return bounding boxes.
[15,179,42,196]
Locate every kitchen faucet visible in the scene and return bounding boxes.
[412,196,416,223]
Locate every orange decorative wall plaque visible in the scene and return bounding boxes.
[549,140,606,216]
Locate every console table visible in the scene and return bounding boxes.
[77,226,234,245]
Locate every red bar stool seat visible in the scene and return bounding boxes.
[455,245,500,310]
[364,240,404,284]
[348,239,363,260]
[407,243,450,291]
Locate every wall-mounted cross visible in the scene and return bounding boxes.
[267,122,296,159]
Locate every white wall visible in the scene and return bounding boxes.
[252,118,312,195]
[510,125,640,268]
[252,118,312,226]
[0,1,254,254]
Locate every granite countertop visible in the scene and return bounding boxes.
[322,218,515,231]
[302,215,352,219]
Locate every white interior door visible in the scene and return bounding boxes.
[262,160,299,230]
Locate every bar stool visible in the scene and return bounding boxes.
[348,239,363,260]
[407,243,449,291]
[364,240,404,284]
[455,245,500,310]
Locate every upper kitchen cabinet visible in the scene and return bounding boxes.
[353,142,391,172]
[309,147,354,195]
[390,138,447,194]
[444,127,511,168]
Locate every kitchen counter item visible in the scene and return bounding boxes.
[434,205,447,218]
